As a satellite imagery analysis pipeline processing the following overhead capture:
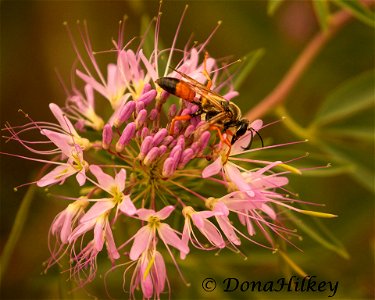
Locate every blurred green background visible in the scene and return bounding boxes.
[1,1,374,299]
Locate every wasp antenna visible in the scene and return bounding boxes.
[249,127,264,148]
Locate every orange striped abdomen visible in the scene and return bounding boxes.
[156,77,195,102]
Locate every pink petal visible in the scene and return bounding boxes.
[49,103,78,136]
[115,169,126,192]
[261,203,277,220]
[69,218,96,241]
[80,200,115,223]
[250,119,263,131]
[76,168,87,186]
[225,164,254,197]
[60,213,74,243]
[41,130,73,157]
[129,226,152,260]
[105,222,120,260]
[76,69,107,99]
[202,157,222,178]
[213,202,229,216]
[94,219,105,251]
[140,259,154,298]
[155,205,174,220]
[200,220,225,248]
[217,216,240,245]
[89,165,115,192]
[246,218,256,236]
[180,222,190,259]
[136,208,156,221]
[153,251,166,294]
[119,195,136,216]
[37,165,76,187]
[84,84,95,108]
[158,223,189,254]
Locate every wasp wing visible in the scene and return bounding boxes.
[170,68,228,110]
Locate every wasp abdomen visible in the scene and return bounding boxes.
[156,77,195,101]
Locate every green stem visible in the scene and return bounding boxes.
[0,185,36,282]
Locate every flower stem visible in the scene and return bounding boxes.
[245,8,353,120]
[0,185,36,282]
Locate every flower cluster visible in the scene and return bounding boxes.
[2,8,335,299]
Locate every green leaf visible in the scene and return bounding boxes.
[332,0,375,27]
[284,210,350,259]
[318,139,374,192]
[0,185,36,281]
[313,71,375,126]
[233,48,265,90]
[312,0,331,31]
[267,0,285,16]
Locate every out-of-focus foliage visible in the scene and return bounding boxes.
[1,1,374,299]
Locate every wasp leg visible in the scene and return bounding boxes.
[209,125,231,148]
[169,115,192,135]
[203,51,212,90]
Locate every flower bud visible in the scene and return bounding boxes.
[102,124,113,150]
[116,122,136,152]
[114,101,135,127]
[139,89,157,106]
[143,147,160,166]
[135,109,147,129]
[152,128,168,146]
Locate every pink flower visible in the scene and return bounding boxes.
[181,206,225,259]
[128,206,188,261]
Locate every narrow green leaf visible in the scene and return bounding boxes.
[318,140,374,193]
[284,210,350,259]
[0,185,36,282]
[267,0,285,16]
[312,0,331,31]
[314,71,375,126]
[332,0,375,27]
[233,48,265,90]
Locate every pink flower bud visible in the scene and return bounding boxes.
[143,147,160,166]
[161,135,174,146]
[139,136,153,159]
[142,83,152,94]
[136,101,145,113]
[135,109,147,129]
[115,101,135,127]
[162,157,176,177]
[178,148,195,168]
[116,122,136,152]
[102,124,113,150]
[149,109,159,121]
[152,128,168,146]
[140,127,150,140]
[168,104,177,118]
[139,89,157,106]
[158,145,167,156]
[184,125,196,138]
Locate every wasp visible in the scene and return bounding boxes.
[155,54,263,151]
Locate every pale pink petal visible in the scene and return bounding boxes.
[76,70,108,99]
[202,157,222,178]
[115,169,126,192]
[84,84,95,108]
[94,219,105,251]
[213,202,229,216]
[37,165,76,187]
[129,226,152,260]
[217,216,241,245]
[80,200,115,223]
[41,130,72,157]
[250,119,263,131]
[223,91,239,101]
[225,164,254,197]
[200,220,225,248]
[246,218,256,236]
[136,208,156,220]
[76,168,87,186]
[49,103,78,136]
[69,218,96,241]
[261,203,277,220]
[119,195,136,216]
[139,50,158,80]
[180,221,190,259]
[89,165,115,192]
[60,213,74,243]
[155,205,174,220]
[140,259,154,298]
[153,251,166,294]
[158,223,189,254]
[105,222,120,260]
